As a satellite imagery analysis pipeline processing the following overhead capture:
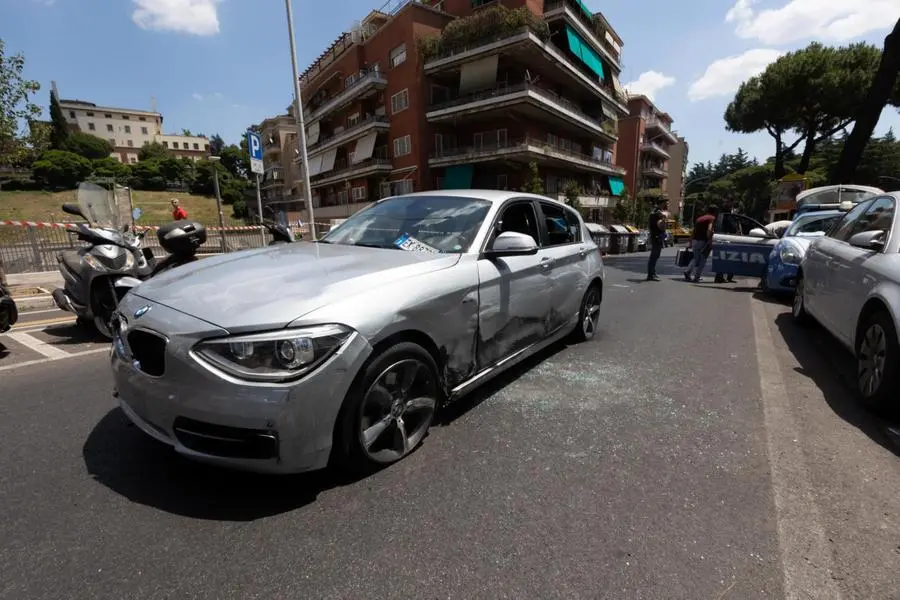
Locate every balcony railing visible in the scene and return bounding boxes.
[308,114,389,153]
[645,117,677,141]
[543,0,621,65]
[428,82,614,137]
[309,157,392,185]
[306,68,387,122]
[641,141,670,158]
[431,136,621,171]
[641,165,667,178]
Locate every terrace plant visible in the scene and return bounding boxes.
[417,5,550,62]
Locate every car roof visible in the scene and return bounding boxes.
[383,189,565,206]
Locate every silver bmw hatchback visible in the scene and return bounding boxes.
[111,190,605,474]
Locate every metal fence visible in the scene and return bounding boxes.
[0,222,272,274]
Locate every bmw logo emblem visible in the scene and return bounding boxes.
[134,305,151,319]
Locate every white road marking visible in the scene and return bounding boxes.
[6,332,70,359]
[750,297,842,600]
[0,347,108,372]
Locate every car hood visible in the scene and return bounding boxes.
[782,235,819,253]
[131,242,460,331]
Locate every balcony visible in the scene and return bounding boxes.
[306,68,387,123]
[556,193,615,208]
[308,115,390,154]
[641,141,670,159]
[427,82,615,142]
[423,29,628,116]
[308,157,392,189]
[642,165,668,178]
[429,136,625,176]
[645,117,678,144]
[542,0,621,70]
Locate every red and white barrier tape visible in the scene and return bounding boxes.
[0,220,264,232]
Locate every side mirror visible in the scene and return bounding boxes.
[486,231,539,257]
[848,230,886,251]
[748,227,769,238]
[61,203,87,220]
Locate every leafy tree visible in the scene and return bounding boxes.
[129,160,167,190]
[611,201,628,223]
[563,181,582,212]
[0,40,41,165]
[521,161,543,194]
[221,143,249,179]
[138,141,169,161]
[181,129,192,136]
[231,198,248,219]
[63,131,113,160]
[48,89,69,150]
[726,42,889,176]
[157,156,194,184]
[32,150,92,189]
[191,158,230,196]
[834,17,900,183]
[91,157,131,179]
[209,133,225,155]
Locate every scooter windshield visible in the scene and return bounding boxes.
[76,182,120,231]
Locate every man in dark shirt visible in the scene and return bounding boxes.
[646,199,666,281]
[684,205,719,282]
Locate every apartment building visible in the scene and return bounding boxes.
[614,94,679,212]
[665,135,688,221]
[293,0,629,222]
[257,111,304,214]
[55,85,210,164]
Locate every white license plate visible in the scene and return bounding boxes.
[394,234,439,254]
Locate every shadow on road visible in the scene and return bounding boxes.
[82,408,357,521]
[41,323,106,344]
[82,340,571,520]
[773,313,900,457]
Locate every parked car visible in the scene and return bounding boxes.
[762,210,845,293]
[110,191,605,474]
[793,192,899,411]
[707,212,775,278]
[636,230,649,251]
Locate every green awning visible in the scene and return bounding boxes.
[608,175,625,196]
[444,164,474,189]
[575,0,594,21]
[563,25,605,80]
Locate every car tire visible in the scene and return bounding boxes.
[855,310,899,415]
[791,273,810,325]
[333,342,440,474]
[569,283,602,343]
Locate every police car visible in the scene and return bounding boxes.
[710,185,884,279]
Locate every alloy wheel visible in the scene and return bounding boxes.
[858,323,887,398]
[358,358,437,464]
[582,287,601,339]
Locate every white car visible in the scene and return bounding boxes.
[792,192,899,411]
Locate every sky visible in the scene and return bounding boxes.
[3,0,900,169]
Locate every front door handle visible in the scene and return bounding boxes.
[540,256,553,269]
[579,247,587,258]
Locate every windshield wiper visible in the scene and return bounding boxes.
[352,242,393,249]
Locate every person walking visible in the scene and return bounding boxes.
[646,198,666,281]
[171,199,188,221]
[684,204,718,283]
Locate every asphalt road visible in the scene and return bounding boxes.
[1,248,898,600]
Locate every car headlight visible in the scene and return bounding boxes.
[193,324,353,382]
[779,243,802,265]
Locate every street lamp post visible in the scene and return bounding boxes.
[284,0,316,240]
[208,156,228,253]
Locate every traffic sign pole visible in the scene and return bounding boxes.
[255,173,266,247]
[246,131,267,247]
[285,0,316,240]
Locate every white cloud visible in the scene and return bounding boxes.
[688,48,784,102]
[192,92,203,101]
[726,0,900,45]
[132,0,221,36]
[623,71,676,101]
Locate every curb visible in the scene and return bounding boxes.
[14,293,56,312]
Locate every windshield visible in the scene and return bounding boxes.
[785,213,842,237]
[76,181,120,231]
[321,195,492,253]
[796,188,880,208]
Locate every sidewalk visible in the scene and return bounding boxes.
[7,271,63,312]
